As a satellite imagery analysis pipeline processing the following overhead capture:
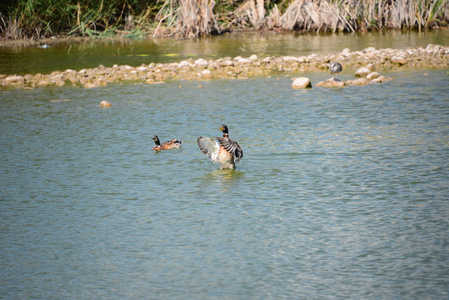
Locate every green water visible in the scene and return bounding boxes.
[0,30,448,75]
[1,32,449,299]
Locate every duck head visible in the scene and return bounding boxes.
[219,124,229,134]
[152,136,160,146]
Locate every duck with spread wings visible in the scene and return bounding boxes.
[197,124,243,169]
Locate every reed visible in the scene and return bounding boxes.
[247,0,266,30]
[329,0,449,32]
[154,0,220,37]
[0,13,22,39]
[272,0,448,33]
[170,0,448,35]
[0,0,447,40]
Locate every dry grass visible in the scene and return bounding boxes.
[272,0,449,33]
[230,0,449,33]
[154,0,220,38]
[0,13,24,40]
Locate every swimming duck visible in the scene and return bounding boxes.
[152,136,182,150]
[197,124,243,169]
[329,62,343,81]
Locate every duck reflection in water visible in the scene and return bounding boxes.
[203,169,244,192]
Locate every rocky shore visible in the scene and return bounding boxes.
[1,44,448,90]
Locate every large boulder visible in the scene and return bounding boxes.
[292,77,312,89]
[355,67,372,78]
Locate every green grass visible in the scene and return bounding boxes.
[0,0,448,39]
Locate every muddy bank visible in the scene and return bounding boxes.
[1,44,448,90]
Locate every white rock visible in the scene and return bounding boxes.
[355,67,372,78]
[292,77,312,89]
[426,44,441,53]
[4,75,24,82]
[221,60,234,66]
[250,54,258,61]
[201,69,212,78]
[263,57,273,63]
[366,72,380,80]
[179,61,192,68]
[282,56,298,62]
[371,76,388,84]
[237,58,251,63]
[194,58,208,67]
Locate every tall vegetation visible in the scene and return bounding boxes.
[1,0,448,39]
[0,0,159,39]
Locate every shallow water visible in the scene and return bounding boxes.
[1,30,448,75]
[1,69,449,299]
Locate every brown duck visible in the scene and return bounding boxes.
[197,124,243,169]
[152,136,182,150]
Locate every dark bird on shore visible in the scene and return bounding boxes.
[197,124,243,169]
[152,136,182,150]
[329,62,343,81]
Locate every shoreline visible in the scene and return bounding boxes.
[0,35,144,48]
[1,44,448,90]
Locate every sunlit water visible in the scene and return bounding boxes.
[1,68,448,298]
[1,30,448,75]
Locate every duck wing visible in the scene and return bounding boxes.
[170,138,182,145]
[216,137,243,163]
[159,140,170,147]
[197,137,220,163]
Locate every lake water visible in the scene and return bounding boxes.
[1,32,449,299]
[1,30,449,75]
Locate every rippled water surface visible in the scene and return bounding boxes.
[1,69,449,299]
